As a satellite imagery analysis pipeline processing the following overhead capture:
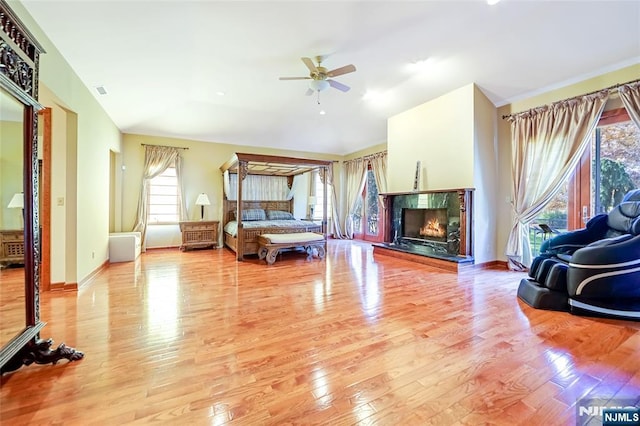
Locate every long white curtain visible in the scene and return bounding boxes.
[320,164,345,238]
[132,145,186,250]
[287,174,300,200]
[343,157,367,239]
[505,91,609,270]
[619,81,640,129]
[227,174,289,200]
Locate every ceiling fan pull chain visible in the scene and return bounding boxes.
[317,90,321,105]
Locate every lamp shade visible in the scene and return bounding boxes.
[7,192,24,209]
[195,193,210,206]
[309,80,329,92]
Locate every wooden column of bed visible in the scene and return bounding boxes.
[220,153,333,261]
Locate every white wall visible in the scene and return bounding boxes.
[472,85,498,264]
[388,84,475,193]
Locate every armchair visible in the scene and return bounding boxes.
[518,189,640,320]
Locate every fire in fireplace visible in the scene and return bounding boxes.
[402,208,448,243]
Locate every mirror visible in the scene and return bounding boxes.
[0,85,26,348]
[1,0,82,374]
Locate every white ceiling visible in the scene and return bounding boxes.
[21,0,640,155]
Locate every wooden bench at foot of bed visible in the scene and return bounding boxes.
[258,232,326,265]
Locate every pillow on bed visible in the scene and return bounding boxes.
[266,210,295,220]
[240,208,266,221]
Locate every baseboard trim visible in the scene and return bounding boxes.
[472,260,509,270]
[49,282,77,291]
[78,260,109,289]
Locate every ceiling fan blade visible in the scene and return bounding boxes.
[305,88,314,96]
[328,79,350,92]
[302,57,317,73]
[327,64,356,77]
[279,76,311,80]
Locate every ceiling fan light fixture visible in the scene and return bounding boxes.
[309,79,330,92]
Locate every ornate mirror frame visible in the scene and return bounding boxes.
[0,0,82,373]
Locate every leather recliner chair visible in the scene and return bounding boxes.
[518,189,640,320]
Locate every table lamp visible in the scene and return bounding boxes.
[195,193,210,220]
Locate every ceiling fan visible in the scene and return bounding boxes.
[279,56,356,97]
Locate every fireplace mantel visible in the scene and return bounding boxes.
[374,188,474,271]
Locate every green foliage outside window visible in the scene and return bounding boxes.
[598,158,636,212]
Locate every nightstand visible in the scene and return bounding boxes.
[179,221,219,251]
[0,229,24,268]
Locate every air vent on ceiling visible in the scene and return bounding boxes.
[95,86,107,95]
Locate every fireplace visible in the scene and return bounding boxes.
[373,188,474,271]
[402,208,448,243]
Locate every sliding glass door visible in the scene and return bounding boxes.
[530,108,639,254]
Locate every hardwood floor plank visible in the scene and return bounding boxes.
[1,240,639,425]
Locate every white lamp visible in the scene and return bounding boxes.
[7,192,24,209]
[7,192,24,228]
[195,193,211,220]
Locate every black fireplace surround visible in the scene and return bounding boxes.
[377,189,474,264]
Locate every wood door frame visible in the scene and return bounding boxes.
[567,107,631,230]
[39,108,51,292]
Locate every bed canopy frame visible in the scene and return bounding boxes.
[219,153,334,260]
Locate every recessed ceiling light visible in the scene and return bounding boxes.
[319,110,326,115]
[216,91,225,96]
[487,0,501,5]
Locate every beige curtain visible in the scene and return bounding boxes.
[132,145,186,250]
[619,81,640,129]
[368,151,388,194]
[506,91,609,270]
[320,164,345,238]
[343,157,367,239]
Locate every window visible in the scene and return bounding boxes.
[311,170,332,220]
[148,165,180,224]
[529,108,640,254]
[353,168,381,241]
[591,120,639,215]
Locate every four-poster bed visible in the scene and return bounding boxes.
[219,153,333,261]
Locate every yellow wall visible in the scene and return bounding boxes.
[494,63,640,261]
[386,83,499,263]
[387,84,475,192]
[121,134,342,247]
[12,2,122,285]
[0,121,24,229]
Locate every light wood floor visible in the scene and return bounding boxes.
[1,239,639,425]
